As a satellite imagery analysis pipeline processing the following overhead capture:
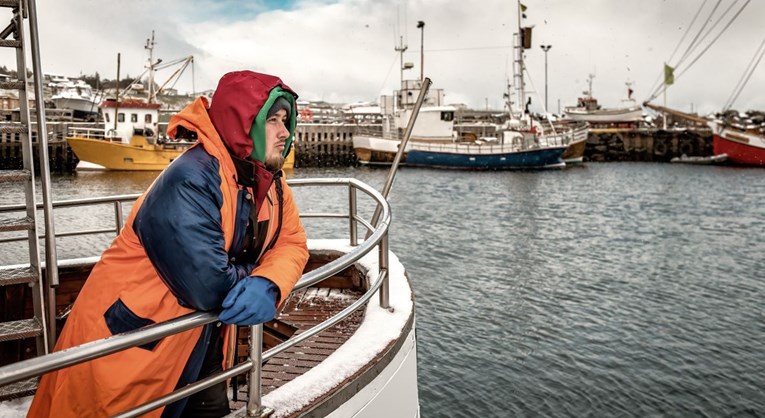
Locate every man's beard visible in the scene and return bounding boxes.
[265,153,285,172]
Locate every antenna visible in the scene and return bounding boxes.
[394,36,408,91]
[145,30,157,103]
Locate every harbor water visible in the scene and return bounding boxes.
[1,163,763,417]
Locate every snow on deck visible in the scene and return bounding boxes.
[261,239,413,417]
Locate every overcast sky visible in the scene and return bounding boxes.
[7,0,763,115]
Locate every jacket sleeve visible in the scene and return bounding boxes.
[132,153,245,311]
[252,177,309,307]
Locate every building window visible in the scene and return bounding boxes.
[144,114,152,123]
[131,114,138,123]
[118,113,125,122]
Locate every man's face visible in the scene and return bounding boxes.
[264,108,289,171]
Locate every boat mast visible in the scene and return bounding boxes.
[395,35,407,94]
[145,30,156,104]
[504,78,514,115]
[587,74,594,100]
[514,0,524,118]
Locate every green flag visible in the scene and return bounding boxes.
[664,63,674,86]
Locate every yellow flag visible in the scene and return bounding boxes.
[664,63,674,86]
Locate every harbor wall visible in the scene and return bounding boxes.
[0,123,715,172]
[585,128,713,162]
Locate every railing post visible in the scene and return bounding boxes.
[247,324,268,417]
[348,184,358,246]
[114,201,124,233]
[378,232,390,310]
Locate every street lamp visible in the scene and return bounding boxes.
[417,21,425,80]
[540,44,552,113]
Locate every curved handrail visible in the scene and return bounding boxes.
[0,177,392,417]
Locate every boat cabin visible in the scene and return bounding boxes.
[394,106,456,140]
[100,99,161,144]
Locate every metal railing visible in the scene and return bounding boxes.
[0,194,137,244]
[0,177,392,417]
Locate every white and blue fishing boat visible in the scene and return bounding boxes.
[353,4,585,171]
[404,135,568,169]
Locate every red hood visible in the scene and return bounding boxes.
[208,71,297,159]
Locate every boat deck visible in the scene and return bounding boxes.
[229,250,366,416]
[230,284,366,413]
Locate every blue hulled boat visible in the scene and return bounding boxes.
[405,142,567,170]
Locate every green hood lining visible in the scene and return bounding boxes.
[249,87,297,162]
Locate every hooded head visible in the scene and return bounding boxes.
[208,70,298,162]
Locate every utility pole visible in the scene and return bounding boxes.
[540,44,551,113]
[417,21,425,80]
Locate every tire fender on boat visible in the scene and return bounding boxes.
[654,141,668,156]
[679,140,694,156]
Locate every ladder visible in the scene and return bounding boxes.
[0,0,57,401]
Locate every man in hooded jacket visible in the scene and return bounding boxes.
[27,70,309,418]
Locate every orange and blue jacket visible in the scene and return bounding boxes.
[27,93,308,418]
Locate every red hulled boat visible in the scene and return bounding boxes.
[712,122,765,166]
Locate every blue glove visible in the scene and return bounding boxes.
[219,276,279,325]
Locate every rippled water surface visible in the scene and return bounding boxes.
[1,163,763,417]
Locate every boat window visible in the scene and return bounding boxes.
[131,114,138,123]
[441,111,454,122]
[104,113,110,123]
[145,114,152,123]
[118,113,125,122]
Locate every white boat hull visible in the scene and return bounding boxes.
[52,97,99,118]
[352,135,406,165]
[327,328,419,418]
[564,106,643,123]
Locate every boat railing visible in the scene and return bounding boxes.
[66,126,113,141]
[409,138,555,154]
[0,177,392,418]
[355,125,397,140]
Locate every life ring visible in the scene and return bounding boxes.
[299,107,314,121]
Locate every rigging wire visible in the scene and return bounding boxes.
[645,0,750,103]
[674,0,750,80]
[378,52,401,99]
[675,0,725,68]
[646,0,711,98]
[723,35,765,111]
[669,0,710,64]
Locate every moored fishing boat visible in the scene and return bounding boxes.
[50,79,101,121]
[403,116,584,170]
[559,129,589,164]
[711,121,765,166]
[66,99,194,171]
[353,9,578,171]
[564,75,643,124]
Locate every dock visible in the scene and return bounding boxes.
[0,122,714,172]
